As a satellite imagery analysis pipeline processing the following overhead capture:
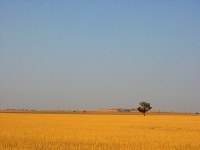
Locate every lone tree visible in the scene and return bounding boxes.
[137,101,152,116]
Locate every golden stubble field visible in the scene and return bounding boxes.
[0,113,199,150]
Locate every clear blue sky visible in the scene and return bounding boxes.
[0,1,200,112]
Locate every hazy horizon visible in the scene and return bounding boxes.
[0,1,200,113]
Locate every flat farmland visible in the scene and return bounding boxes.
[0,113,199,150]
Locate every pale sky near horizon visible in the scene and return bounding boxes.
[0,1,200,112]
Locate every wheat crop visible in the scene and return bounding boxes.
[0,113,199,150]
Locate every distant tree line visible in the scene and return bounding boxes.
[117,108,136,112]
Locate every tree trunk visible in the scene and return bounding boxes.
[144,113,145,116]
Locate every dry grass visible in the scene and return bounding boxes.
[0,113,199,150]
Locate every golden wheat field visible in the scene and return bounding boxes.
[0,113,199,150]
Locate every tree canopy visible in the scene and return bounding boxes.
[137,101,152,116]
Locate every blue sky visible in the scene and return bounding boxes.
[0,1,200,112]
